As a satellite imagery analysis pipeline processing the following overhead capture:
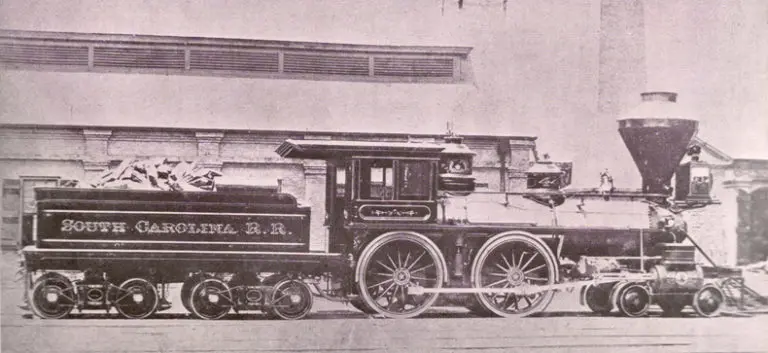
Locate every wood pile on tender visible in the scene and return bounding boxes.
[87,158,222,191]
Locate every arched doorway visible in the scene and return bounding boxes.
[737,187,768,265]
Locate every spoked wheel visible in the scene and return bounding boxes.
[28,272,76,319]
[616,283,650,317]
[692,285,724,318]
[470,231,558,318]
[112,278,159,319]
[189,278,233,320]
[657,296,687,317]
[269,279,314,320]
[356,231,446,319]
[584,283,615,315]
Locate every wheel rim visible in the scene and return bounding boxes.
[357,233,444,319]
[350,298,377,314]
[471,233,557,318]
[190,279,232,320]
[692,285,724,317]
[29,274,76,319]
[618,284,650,317]
[113,278,158,319]
[585,283,615,314]
[270,279,313,320]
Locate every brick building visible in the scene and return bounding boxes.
[1,1,765,266]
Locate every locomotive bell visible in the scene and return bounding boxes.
[618,92,699,200]
[438,134,476,194]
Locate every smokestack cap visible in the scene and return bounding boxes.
[620,91,697,121]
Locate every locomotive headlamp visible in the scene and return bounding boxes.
[445,158,470,174]
[438,134,476,194]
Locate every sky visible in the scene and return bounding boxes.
[0,0,766,187]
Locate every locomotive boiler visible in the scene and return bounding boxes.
[20,91,741,320]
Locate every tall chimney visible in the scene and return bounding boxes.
[618,92,698,198]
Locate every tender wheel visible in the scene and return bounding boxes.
[692,285,724,318]
[269,279,313,320]
[189,278,233,320]
[584,283,615,314]
[470,231,558,318]
[180,273,207,314]
[657,296,686,317]
[28,272,76,319]
[113,278,159,319]
[356,231,446,319]
[616,283,650,317]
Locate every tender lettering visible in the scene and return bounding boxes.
[134,220,239,235]
[60,218,291,237]
[60,219,128,233]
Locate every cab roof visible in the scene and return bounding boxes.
[276,139,450,160]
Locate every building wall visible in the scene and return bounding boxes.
[0,125,532,251]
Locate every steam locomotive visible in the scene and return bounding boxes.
[20,92,738,320]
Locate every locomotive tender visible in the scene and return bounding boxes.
[21,92,736,320]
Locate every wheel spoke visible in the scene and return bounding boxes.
[397,251,403,268]
[526,276,548,282]
[488,272,508,277]
[485,278,508,288]
[495,262,508,272]
[407,251,426,270]
[411,263,434,274]
[501,254,513,271]
[520,252,538,272]
[114,291,134,304]
[375,282,397,300]
[372,272,393,277]
[387,254,398,270]
[516,252,527,268]
[368,278,394,289]
[403,251,412,269]
[410,275,429,281]
[524,264,545,274]
[376,260,396,273]
[523,296,533,306]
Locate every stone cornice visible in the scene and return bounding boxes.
[82,129,113,140]
[195,131,225,143]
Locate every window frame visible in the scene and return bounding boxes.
[353,157,436,202]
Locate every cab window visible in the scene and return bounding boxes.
[399,161,431,200]
[359,160,394,200]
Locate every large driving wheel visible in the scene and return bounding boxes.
[692,285,724,318]
[269,279,314,320]
[470,231,558,318]
[189,278,233,320]
[28,272,76,319]
[113,278,159,319]
[356,231,446,319]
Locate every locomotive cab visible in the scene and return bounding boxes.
[276,136,477,252]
